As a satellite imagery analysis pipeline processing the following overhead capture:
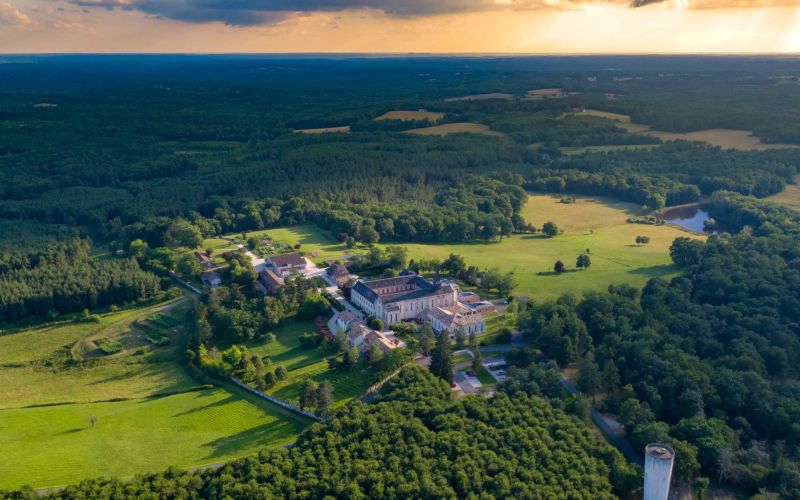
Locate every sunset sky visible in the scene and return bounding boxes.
[2,1,800,54]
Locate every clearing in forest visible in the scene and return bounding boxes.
[375,110,445,122]
[766,184,800,211]
[404,122,503,137]
[580,109,798,151]
[444,93,513,102]
[293,126,350,134]
[0,299,310,491]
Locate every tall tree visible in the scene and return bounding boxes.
[577,352,601,403]
[316,381,333,416]
[300,380,320,410]
[430,332,454,384]
[418,323,435,356]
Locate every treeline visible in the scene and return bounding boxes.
[527,142,798,208]
[517,193,800,497]
[1,367,638,499]
[0,239,161,322]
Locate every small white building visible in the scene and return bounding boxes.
[420,304,486,339]
[265,253,307,278]
[201,270,222,288]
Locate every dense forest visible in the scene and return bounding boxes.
[0,239,161,322]
[518,192,800,498]
[4,55,800,251]
[0,368,637,499]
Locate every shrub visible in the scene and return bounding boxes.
[299,332,323,349]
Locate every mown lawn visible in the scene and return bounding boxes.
[0,388,307,490]
[0,299,311,490]
[235,318,377,408]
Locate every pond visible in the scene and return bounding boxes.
[662,204,710,232]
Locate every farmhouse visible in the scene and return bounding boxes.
[194,251,213,269]
[266,253,307,278]
[351,272,459,325]
[326,262,351,286]
[258,269,285,292]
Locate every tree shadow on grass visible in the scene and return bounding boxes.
[168,392,238,418]
[201,420,304,461]
[628,264,679,277]
[536,270,579,276]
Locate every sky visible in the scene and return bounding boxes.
[1,1,800,54]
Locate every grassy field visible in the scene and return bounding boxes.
[375,110,444,122]
[766,184,800,211]
[404,122,503,137]
[0,387,306,490]
[579,109,798,151]
[231,318,376,409]
[202,224,356,265]
[0,299,310,490]
[387,194,704,300]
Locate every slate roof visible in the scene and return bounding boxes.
[353,273,452,305]
[268,253,306,267]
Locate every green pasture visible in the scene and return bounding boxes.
[0,388,306,490]
[0,299,310,490]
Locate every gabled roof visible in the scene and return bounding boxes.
[352,281,379,302]
[327,263,350,278]
[259,269,285,286]
[268,253,306,267]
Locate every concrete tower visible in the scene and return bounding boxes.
[644,443,675,500]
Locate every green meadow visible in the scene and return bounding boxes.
[0,299,310,490]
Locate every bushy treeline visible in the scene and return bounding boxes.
[518,193,800,497]
[528,142,798,209]
[0,239,161,322]
[1,367,637,499]
[199,275,322,344]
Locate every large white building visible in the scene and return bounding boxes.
[351,272,459,325]
[350,272,486,335]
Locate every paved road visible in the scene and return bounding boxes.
[558,376,643,465]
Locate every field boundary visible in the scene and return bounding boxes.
[228,377,322,421]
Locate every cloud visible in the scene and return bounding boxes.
[630,0,667,6]
[0,2,32,25]
[69,0,800,26]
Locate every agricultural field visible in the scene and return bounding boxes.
[293,126,350,134]
[404,122,503,137]
[444,92,513,102]
[580,109,798,151]
[0,299,310,490]
[226,318,377,409]
[375,110,444,122]
[766,183,800,210]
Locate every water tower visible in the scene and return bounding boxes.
[644,443,675,500]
